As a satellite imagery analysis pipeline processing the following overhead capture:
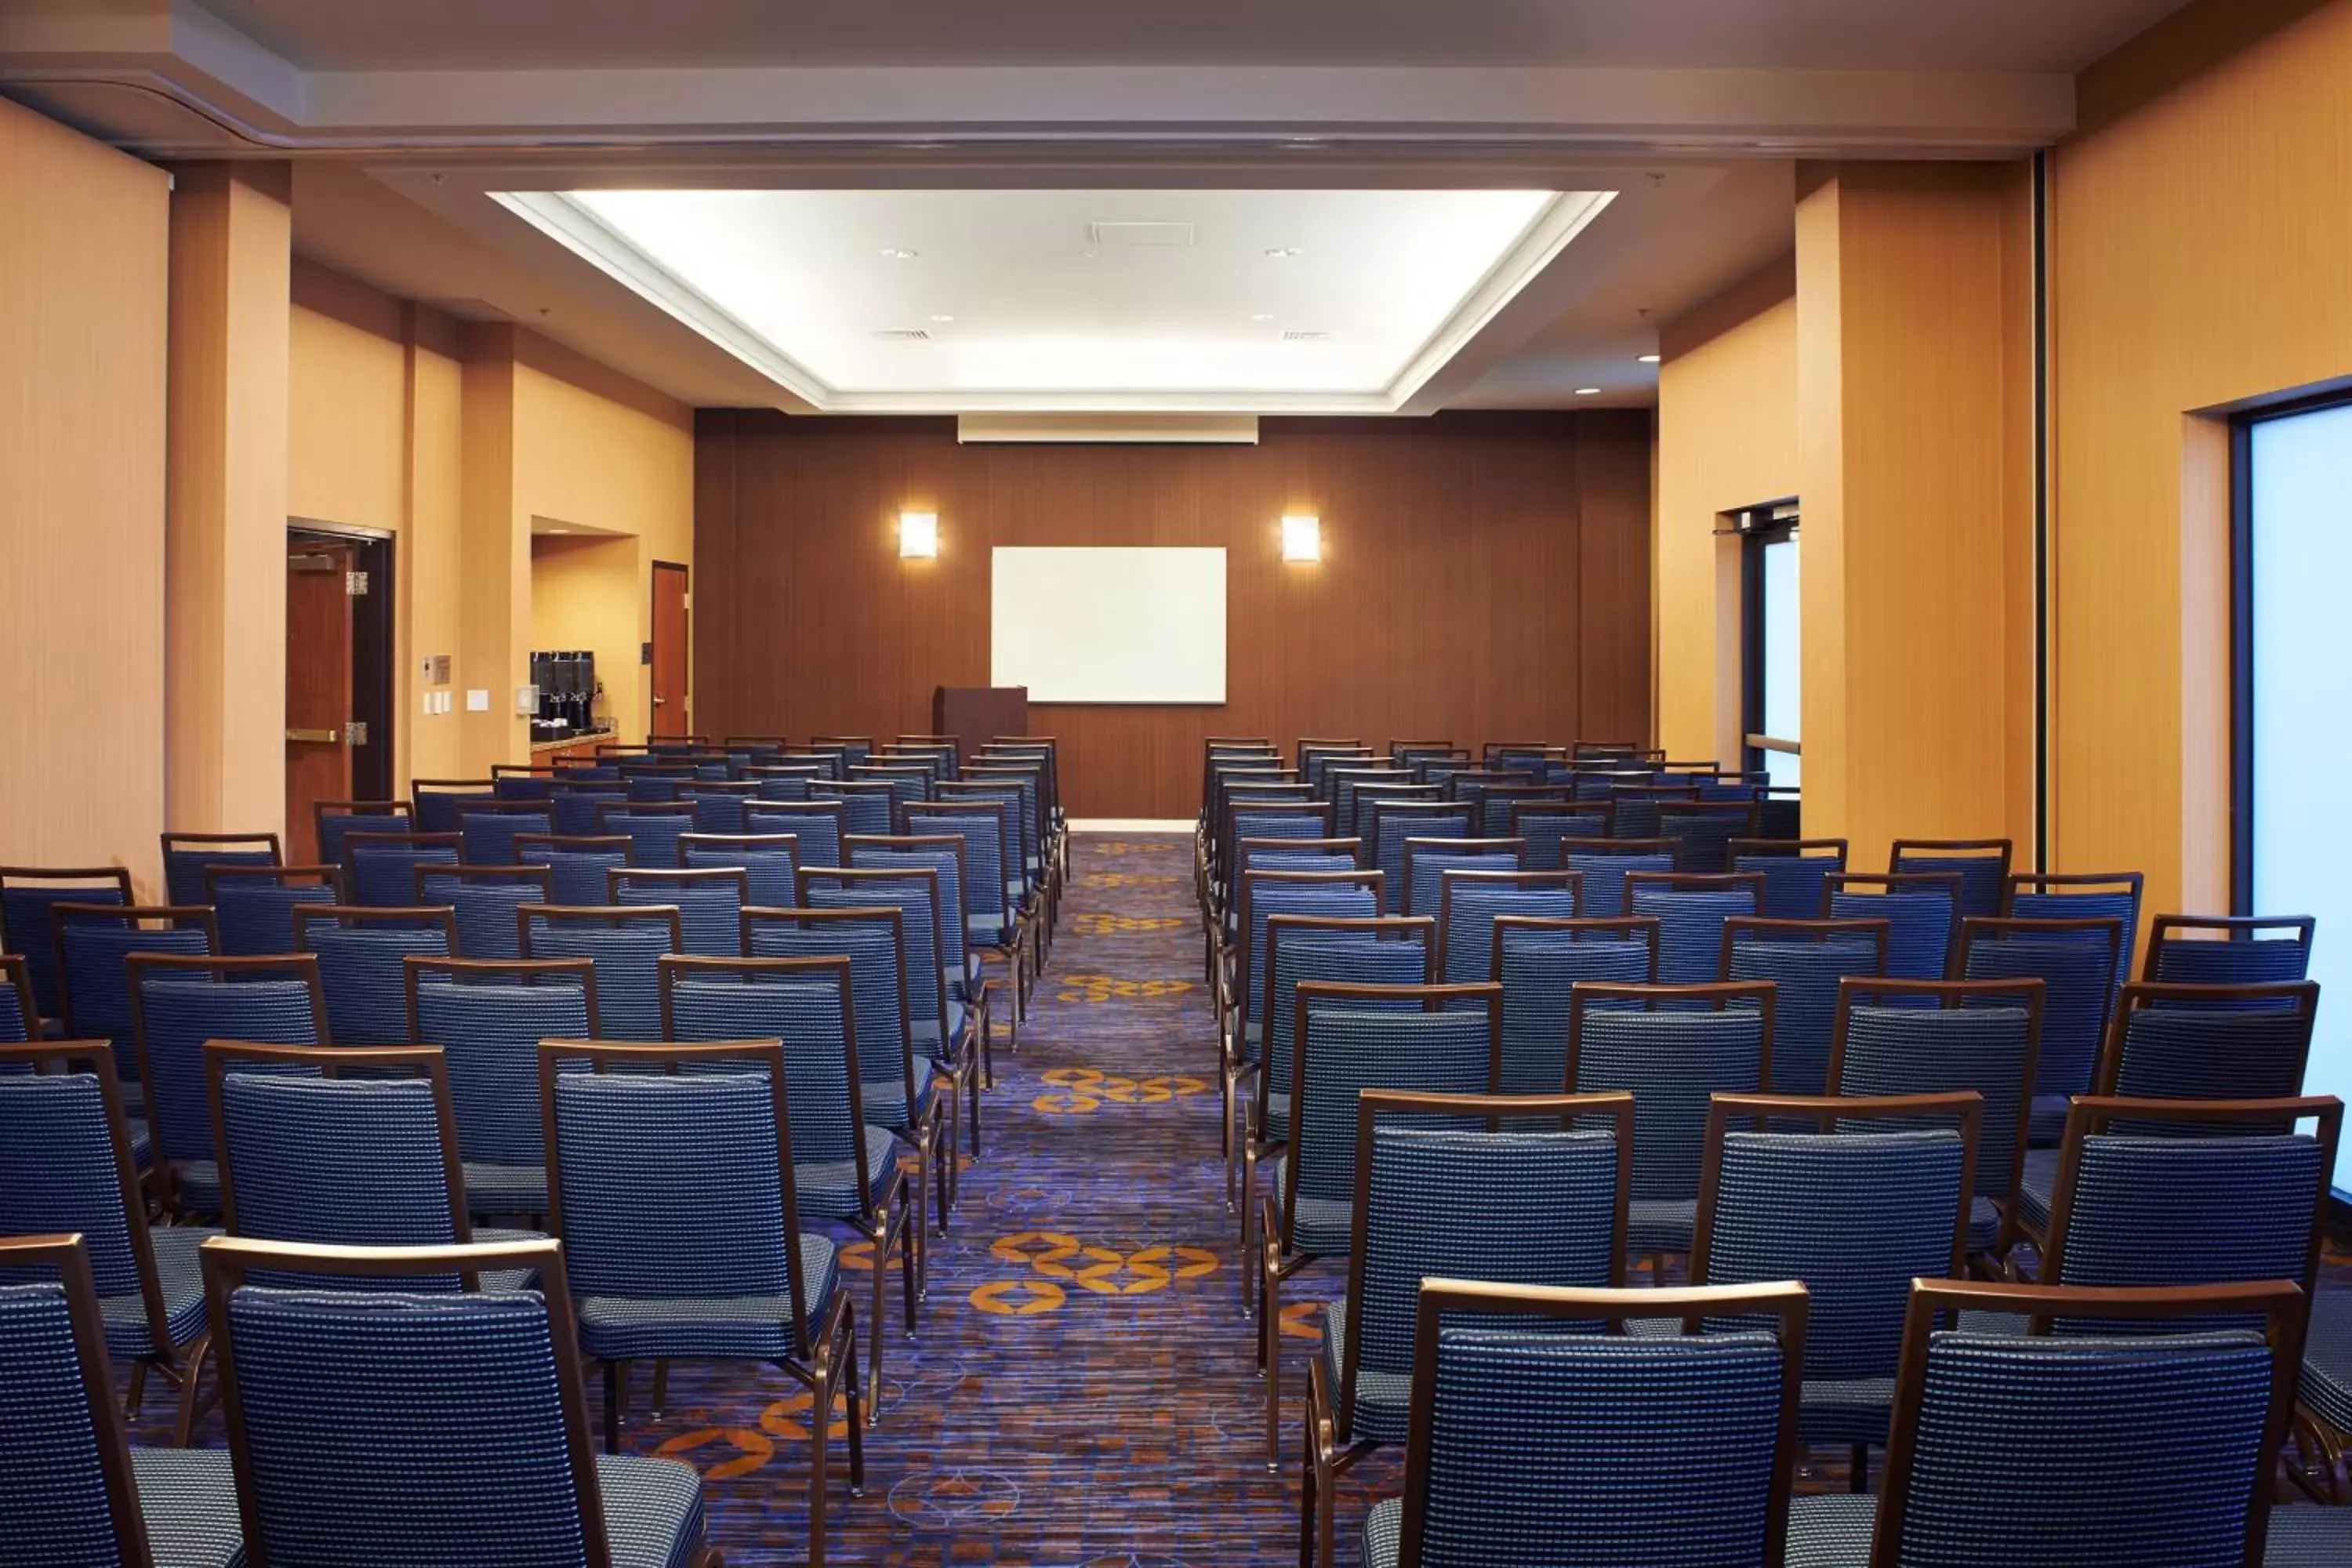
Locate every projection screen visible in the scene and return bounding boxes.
[990,546,1228,703]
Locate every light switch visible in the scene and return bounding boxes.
[466,688,491,713]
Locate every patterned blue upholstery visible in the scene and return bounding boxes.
[1733,852,1845,921]
[1242,883,1380,1040]
[2304,1290,2352,1439]
[1482,790,1564,837]
[1726,933,1883,1097]
[1562,851,1674,919]
[60,916,213,1080]
[1496,926,1655,1094]
[1962,927,2119,1138]
[2270,1507,2352,1568]
[305,920,452,1046]
[0,1279,142,1560]
[348,838,460,908]
[1373,809,1473,914]
[2150,933,2311,988]
[853,848,970,996]
[682,837,799,909]
[1439,877,1578,985]
[459,811,550,868]
[2108,1002,2314,1105]
[519,837,628,906]
[1629,884,1759,985]
[906,812,1010,924]
[599,811,694,870]
[133,973,320,1167]
[1830,886,1954,981]
[625,775,684,804]
[419,872,547,962]
[5,880,130,1022]
[810,786,892,838]
[318,808,412,868]
[1836,1003,2033,1248]
[848,767,930,811]
[554,1069,837,1359]
[524,913,678,1040]
[1261,931,1430,1097]
[1607,786,1692,840]
[220,1282,707,1566]
[413,787,498,835]
[163,844,278,907]
[746,917,926,1127]
[1656,808,1751,874]
[550,790,626,838]
[680,789,752,835]
[1329,1124,1621,1443]
[950,783,1037,891]
[0,973,26,1043]
[2009,880,2141,984]
[1283,1007,1494,1258]
[1231,811,1327,849]
[1404,846,1519,921]
[806,880,951,1055]
[1573,1006,1767,1253]
[1240,850,1357,879]
[1365,1328,1788,1568]
[412,974,593,1188]
[744,805,844,871]
[1704,1129,1965,1443]
[613,872,744,959]
[1889,848,2009,920]
[749,774,815,802]
[214,876,338,956]
[493,774,554,800]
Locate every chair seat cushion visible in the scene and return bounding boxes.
[101,1225,218,1358]
[172,1160,220,1215]
[597,1452,710,1568]
[797,1134,902,1221]
[1263,1155,1350,1256]
[1363,1497,1405,1568]
[2302,1288,2352,1436]
[1320,1298,1410,1444]
[1785,1494,1876,1567]
[2027,1091,2073,1148]
[1261,1089,1290,1142]
[1798,1376,1898,1447]
[463,1160,549,1214]
[130,1446,244,1568]
[578,1234,840,1361]
[1628,1197,1698,1256]
[2269,1506,2352,1567]
[2014,1146,2060,1236]
[1966,1193,2004,1254]
[860,1055,935,1130]
[470,1225,546,1294]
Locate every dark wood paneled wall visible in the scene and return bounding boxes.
[694,410,1653,818]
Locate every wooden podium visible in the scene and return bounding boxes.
[932,685,1029,760]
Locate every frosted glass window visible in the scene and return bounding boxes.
[2247,402,2352,1195]
[1761,535,1801,789]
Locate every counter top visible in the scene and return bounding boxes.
[529,728,615,754]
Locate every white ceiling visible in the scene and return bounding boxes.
[512,187,1602,412]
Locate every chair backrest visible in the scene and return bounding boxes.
[1626,872,1763,985]
[0,1234,155,1567]
[1827,871,1962,980]
[1607,780,1700,840]
[0,1045,166,1352]
[1235,838,1362,886]
[1508,800,1617,870]
[658,954,870,1190]
[1889,837,2013,920]
[0,866,135,1026]
[343,831,463,907]
[543,1038,817,1359]
[208,864,344,956]
[742,800,847,871]
[845,835,970,982]
[592,802,696,869]
[1476,783,1567,837]
[902,806,1011,924]
[1720,917,1891,1097]
[1388,1279,1806,1568]
[1655,801,1761,874]
[410,779,500,835]
[1370,804,1476,912]
[490,766,556,800]
[160,830,282,906]
[809,779,897,837]
[678,782,760,835]
[127,954,328,1178]
[2143,914,2315,987]
[53,904,219,1081]
[1326,768,1405,835]
[200,1234,619,1568]
[1336,1091,1635,1444]
[294,905,459,1047]
[1436,869,1580,984]
[1261,916,1435,1093]
[418,864,555,961]
[1402,837,1522,919]
[2092,980,2320,1102]
[678,833,800,909]
[2005,871,2145,982]
[314,801,414,867]
[1693,1092,1980,1385]
[1567,982,1776,1207]
[742,767,818,802]
[457,807,552,869]
[1492,916,1661,1094]
[1870,1278,2301,1568]
[0,953,30,1042]
[743,908,920,1116]
[1729,838,1849,921]
[799,866,951,1039]
[608,866,747,958]
[547,786,627,838]
[1958,916,2125,1102]
[517,906,681,1041]
[1557,837,1676,919]
[407,956,598,1169]
[1236,870,1385,1040]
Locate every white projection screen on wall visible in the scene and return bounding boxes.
[990,546,1228,703]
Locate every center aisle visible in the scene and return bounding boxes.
[666,831,1375,1566]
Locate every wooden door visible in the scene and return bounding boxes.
[285,541,355,864]
[652,561,689,739]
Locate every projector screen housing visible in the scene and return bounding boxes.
[991,546,1227,703]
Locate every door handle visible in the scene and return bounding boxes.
[286,727,341,745]
[652,695,667,706]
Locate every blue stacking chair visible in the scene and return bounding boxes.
[1628,871,1763,986]
[658,954,913,1429]
[1508,799,1616,870]
[158,831,281,907]
[199,1233,719,1568]
[516,833,630,906]
[0,1232,245,1566]
[609,867,746,958]
[411,779,499,835]
[2145,913,2316,987]
[1359,1278,1808,1568]
[1829,975,2042,1258]
[295,905,456,1048]
[1490,915,1659,1094]
[1238,838,1361,879]
[1346,781,1439,845]
[848,763,933,813]
[593,802,696,869]
[1223,804,1335,898]
[127,953,327,1218]
[679,782,760,835]
[1721,916,1890,1097]
[1259,981,1502,1457]
[744,766,820,800]
[1757,785,1804,841]
[417,863,554,961]
[2005,870,2145,983]
[520,905,681,1042]
[1400,837,1520,920]
[489,765,556,800]
[906,800,1028,1044]
[1,864,133,1030]
[683,832,800,909]
[1568,980,1775,1259]
[1368,804,1472,913]
[938,781,1036,926]
[207,865,342,956]
[457,805,551,867]
[811,781,896,839]
[1656,800,1759,874]
[1828,870,1961,981]
[548,785,627,837]
[1435,869,1579,985]
[1692,1091,1980,1476]
[1610,779,1700,840]
[810,735,873,766]
[342,830,461,907]
[1301,1089,1634,1559]
[846,836,981,1043]
[782,749,851,780]
[204,1039,539,1288]
[542,1036,865,1544]
[1785,1278,2302,1568]
[53,903,218,1094]
[1889,837,2013,920]
[1225,870,1385,1183]
[1477,784,1566,837]
[1731,837,1849,920]
[746,801,847,873]
[1326,768,1404,837]
[1959,915,2125,1145]
[1559,836,1676,919]
[621,772,687,806]
[0,1046,220,1446]
[405,955,597,1218]
[1573,766,1653,803]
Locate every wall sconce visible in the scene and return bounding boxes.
[1281,514,1322,563]
[898,510,939,559]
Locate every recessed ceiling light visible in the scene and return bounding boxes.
[930,314,956,323]
[1574,387,1602,396]
[1637,354,1661,365]
[879,247,918,260]
[1264,246,1303,259]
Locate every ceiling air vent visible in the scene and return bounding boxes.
[1280,329,1335,342]
[870,328,932,341]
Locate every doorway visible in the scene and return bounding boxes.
[651,560,690,740]
[286,526,394,863]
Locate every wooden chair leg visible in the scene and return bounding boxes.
[840,1310,867,1495]
[650,1360,670,1421]
[808,1357,830,1568]
[604,1359,629,1454]
[170,1335,211,1447]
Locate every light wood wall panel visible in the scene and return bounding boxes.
[695,411,1654,818]
[0,100,170,894]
